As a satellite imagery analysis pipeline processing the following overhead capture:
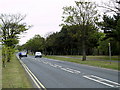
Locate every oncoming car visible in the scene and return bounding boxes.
[35,52,42,58]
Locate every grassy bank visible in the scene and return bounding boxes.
[67,55,120,61]
[44,55,120,71]
[2,54,33,88]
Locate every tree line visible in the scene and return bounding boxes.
[19,0,120,61]
[1,0,120,65]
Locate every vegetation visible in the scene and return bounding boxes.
[62,1,99,61]
[0,14,32,88]
[21,0,119,59]
[44,55,119,70]
[2,54,33,88]
[67,55,120,61]
[1,0,119,88]
[17,35,45,54]
[98,0,120,55]
[0,49,2,89]
[0,13,30,67]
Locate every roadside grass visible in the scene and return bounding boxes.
[2,54,33,88]
[0,49,2,89]
[44,55,120,71]
[65,55,120,61]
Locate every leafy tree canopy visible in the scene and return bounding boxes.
[0,13,30,47]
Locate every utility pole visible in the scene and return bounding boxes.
[108,43,111,64]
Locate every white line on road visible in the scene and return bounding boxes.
[33,58,81,74]
[25,64,46,89]
[61,68,75,73]
[21,62,41,88]
[66,68,81,74]
[25,56,119,88]
[91,75,120,86]
[83,75,120,88]
[18,56,46,89]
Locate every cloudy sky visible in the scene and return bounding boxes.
[0,0,106,45]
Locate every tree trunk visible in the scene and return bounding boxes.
[82,39,86,61]
[3,61,6,67]
[7,48,11,62]
[7,53,11,62]
[82,26,86,61]
[7,59,10,62]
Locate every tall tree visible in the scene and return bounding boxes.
[102,14,120,42]
[99,0,120,55]
[0,13,30,63]
[62,1,99,60]
[99,0,120,42]
[0,14,30,47]
[24,35,45,54]
[99,0,120,14]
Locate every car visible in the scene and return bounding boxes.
[20,52,27,57]
[35,52,42,58]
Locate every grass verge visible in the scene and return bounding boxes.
[67,55,120,61]
[44,55,120,71]
[2,54,33,88]
[0,49,2,89]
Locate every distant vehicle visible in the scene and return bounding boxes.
[35,52,42,58]
[18,52,22,59]
[20,52,27,57]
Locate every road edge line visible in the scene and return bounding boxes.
[16,55,46,89]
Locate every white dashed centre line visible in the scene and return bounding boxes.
[31,57,120,88]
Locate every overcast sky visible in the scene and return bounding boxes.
[0,0,106,45]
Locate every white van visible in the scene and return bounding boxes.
[35,52,42,58]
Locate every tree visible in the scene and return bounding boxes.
[58,25,81,55]
[0,13,30,63]
[99,0,120,42]
[62,1,99,60]
[24,35,45,54]
[99,0,120,55]
[0,14,30,47]
[99,0,120,14]
[102,14,120,42]
[0,24,2,42]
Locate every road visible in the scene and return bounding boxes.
[19,55,120,89]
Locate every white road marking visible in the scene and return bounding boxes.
[54,64,62,68]
[34,58,81,74]
[21,61,41,88]
[91,75,120,85]
[61,68,75,73]
[60,67,81,74]
[42,60,81,74]
[66,68,81,74]
[25,64,46,89]
[24,56,119,88]
[18,56,46,89]
[83,75,120,88]
[44,58,65,62]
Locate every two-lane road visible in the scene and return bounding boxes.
[19,55,120,89]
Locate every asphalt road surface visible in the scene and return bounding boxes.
[19,55,120,89]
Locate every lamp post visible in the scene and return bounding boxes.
[108,43,111,64]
